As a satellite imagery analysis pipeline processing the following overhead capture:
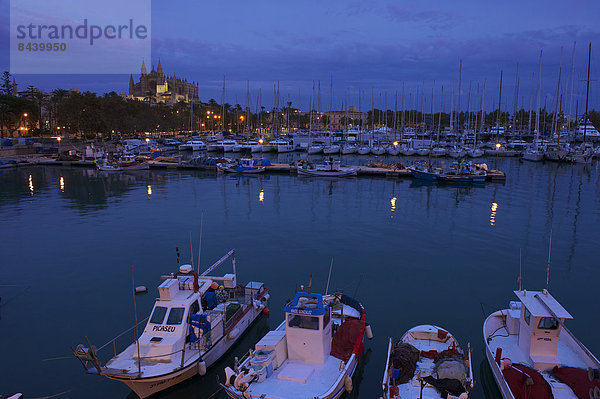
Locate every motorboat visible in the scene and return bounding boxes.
[438,162,486,183]
[217,158,269,174]
[222,140,239,152]
[574,119,600,140]
[382,325,473,399]
[522,148,544,162]
[323,144,341,155]
[74,250,269,399]
[341,144,358,154]
[179,140,207,151]
[241,141,262,153]
[483,288,600,399]
[271,139,294,153]
[408,161,440,181]
[308,144,324,154]
[297,160,357,177]
[221,292,368,399]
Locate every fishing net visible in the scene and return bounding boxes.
[389,342,420,384]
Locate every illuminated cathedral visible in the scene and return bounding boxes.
[128,59,199,105]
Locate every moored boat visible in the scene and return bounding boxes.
[438,162,486,183]
[73,250,270,399]
[297,160,357,177]
[408,161,440,181]
[483,288,600,399]
[382,325,473,399]
[221,292,367,399]
[217,158,269,174]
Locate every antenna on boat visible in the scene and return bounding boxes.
[546,229,552,293]
[189,232,194,269]
[131,264,141,376]
[325,258,334,295]
[197,214,203,275]
[518,248,523,292]
[176,247,180,266]
[307,274,312,293]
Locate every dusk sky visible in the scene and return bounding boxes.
[2,0,599,113]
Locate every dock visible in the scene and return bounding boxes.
[1,157,506,181]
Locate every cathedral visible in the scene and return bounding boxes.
[128,59,199,105]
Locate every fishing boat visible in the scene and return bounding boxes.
[408,161,440,181]
[118,154,150,170]
[221,291,368,399]
[483,288,600,399]
[438,162,486,183]
[96,157,122,172]
[297,160,357,177]
[217,158,269,174]
[382,325,473,399]
[73,250,269,399]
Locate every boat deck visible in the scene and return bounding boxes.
[486,312,590,399]
[244,355,344,399]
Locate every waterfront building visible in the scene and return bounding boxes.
[128,59,199,105]
[324,106,366,130]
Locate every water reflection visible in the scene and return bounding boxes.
[259,189,264,203]
[490,202,498,226]
[28,174,34,195]
[147,185,152,196]
[59,176,65,192]
[390,197,396,212]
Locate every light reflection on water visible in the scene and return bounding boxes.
[0,159,599,399]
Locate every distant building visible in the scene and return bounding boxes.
[324,106,366,130]
[128,59,199,105]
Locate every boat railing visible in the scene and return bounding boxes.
[224,305,244,331]
[96,316,150,358]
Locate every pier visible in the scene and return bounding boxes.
[1,155,506,181]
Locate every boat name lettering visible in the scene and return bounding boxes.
[536,337,552,341]
[152,325,176,332]
[290,308,314,315]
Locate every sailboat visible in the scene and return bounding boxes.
[523,51,545,162]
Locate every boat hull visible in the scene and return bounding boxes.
[408,166,438,181]
[105,299,266,398]
[297,167,357,177]
[217,165,266,174]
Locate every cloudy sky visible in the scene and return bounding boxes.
[2,0,599,113]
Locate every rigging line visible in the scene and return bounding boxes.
[28,380,101,399]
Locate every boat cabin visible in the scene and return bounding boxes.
[510,290,573,371]
[284,292,332,365]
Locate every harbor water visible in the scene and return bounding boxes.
[1,155,599,398]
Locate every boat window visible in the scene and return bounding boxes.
[524,307,531,325]
[150,306,168,324]
[538,317,559,330]
[288,314,319,330]
[323,309,330,328]
[190,300,200,315]
[166,307,185,325]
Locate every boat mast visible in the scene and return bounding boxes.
[535,50,543,150]
[496,70,503,144]
[437,85,443,146]
[221,75,226,135]
[401,82,405,142]
[513,64,519,137]
[568,42,577,137]
[480,80,487,136]
[583,42,591,144]
[528,71,534,136]
[552,47,563,145]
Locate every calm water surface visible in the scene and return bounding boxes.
[1,155,599,399]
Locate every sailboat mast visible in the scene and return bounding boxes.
[535,50,543,149]
[553,47,563,145]
[221,75,226,134]
[583,42,591,144]
[568,42,577,135]
[496,70,503,144]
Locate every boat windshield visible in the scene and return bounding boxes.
[150,306,168,324]
[166,307,185,325]
[288,314,319,330]
[538,317,559,330]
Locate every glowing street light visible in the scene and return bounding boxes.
[23,113,28,117]
[495,143,501,150]
[393,141,399,147]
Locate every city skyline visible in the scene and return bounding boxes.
[2,0,599,113]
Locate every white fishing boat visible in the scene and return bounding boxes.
[179,140,207,151]
[74,250,269,399]
[382,325,473,399]
[297,160,357,177]
[483,288,600,399]
[221,292,368,399]
[97,159,122,172]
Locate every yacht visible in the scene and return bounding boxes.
[179,140,207,151]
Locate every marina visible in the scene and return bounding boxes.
[0,158,598,399]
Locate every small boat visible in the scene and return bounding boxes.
[466,148,484,158]
[221,291,368,399]
[297,160,357,177]
[400,146,417,156]
[271,139,295,153]
[222,140,239,152]
[341,144,358,154]
[117,154,149,170]
[566,145,594,164]
[447,146,467,159]
[522,148,544,162]
[217,158,269,174]
[371,145,386,155]
[97,158,122,172]
[382,325,474,399]
[74,250,270,399]
[415,147,430,156]
[408,161,441,181]
[357,146,371,155]
[308,144,324,154]
[387,145,400,156]
[430,147,447,157]
[483,288,600,399]
[179,140,207,151]
[438,162,486,183]
[323,144,341,154]
[241,141,262,153]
